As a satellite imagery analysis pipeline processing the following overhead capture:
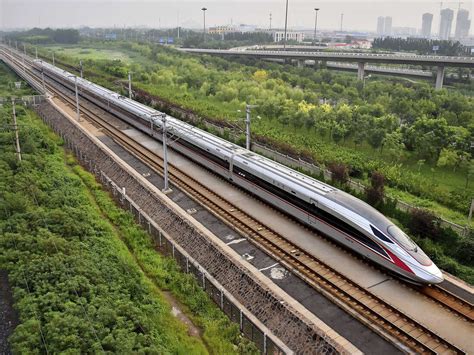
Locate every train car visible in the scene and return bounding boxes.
[33,59,443,285]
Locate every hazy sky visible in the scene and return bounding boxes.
[1,0,472,34]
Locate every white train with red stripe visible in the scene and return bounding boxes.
[33,58,444,285]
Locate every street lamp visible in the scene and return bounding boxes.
[283,0,289,49]
[201,7,207,42]
[313,8,320,45]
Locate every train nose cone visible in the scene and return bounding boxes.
[427,265,444,284]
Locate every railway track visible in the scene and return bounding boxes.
[2,47,472,354]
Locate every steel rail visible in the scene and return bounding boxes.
[3,48,469,354]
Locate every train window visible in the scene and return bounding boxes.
[387,225,417,251]
[370,226,394,244]
[232,166,389,259]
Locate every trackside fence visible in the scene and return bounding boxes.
[37,109,291,354]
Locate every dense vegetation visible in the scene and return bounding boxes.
[22,40,474,282]
[373,37,472,56]
[0,97,254,352]
[0,62,35,97]
[5,28,80,45]
[34,41,474,222]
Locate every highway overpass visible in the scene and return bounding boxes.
[180,48,474,89]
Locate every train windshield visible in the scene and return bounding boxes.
[387,225,417,251]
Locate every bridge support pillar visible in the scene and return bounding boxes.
[357,62,366,81]
[435,65,445,90]
[297,59,304,68]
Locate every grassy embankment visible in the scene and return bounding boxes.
[0,63,257,353]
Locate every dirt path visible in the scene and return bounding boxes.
[0,270,19,355]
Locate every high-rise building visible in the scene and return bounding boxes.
[439,8,454,40]
[421,13,433,38]
[384,16,393,36]
[376,16,385,36]
[454,9,471,40]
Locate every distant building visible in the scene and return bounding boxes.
[208,25,237,35]
[421,13,433,38]
[454,9,471,40]
[384,16,393,36]
[439,8,454,40]
[393,27,417,37]
[273,31,305,43]
[376,16,385,36]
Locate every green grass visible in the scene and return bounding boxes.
[71,161,258,354]
[0,62,35,97]
[42,45,133,63]
[0,98,256,352]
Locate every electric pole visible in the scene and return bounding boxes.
[340,13,344,32]
[161,113,172,193]
[283,0,289,49]
[11,98,22,162]
[244,104,258,151]
[269,12,272,30]
[41,61,46,92]
[79,60,83,78]
[128,71,133,99]
[52,51,55,66]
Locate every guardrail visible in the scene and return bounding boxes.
[0,95,46,106]
[181,48,474,66]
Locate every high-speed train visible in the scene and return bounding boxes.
[32,58,444,285]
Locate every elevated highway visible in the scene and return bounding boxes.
[181,48,474,89]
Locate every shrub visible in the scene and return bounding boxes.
[455,237,474,266]
[328,162,349,185]
[366,171,385,207]
[407,208,442,241]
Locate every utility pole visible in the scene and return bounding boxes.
[161,113,172,193]
[340,13,344,32]
[11,98,22,162]
[69,75,81,122]
[79,60,83,78]
[41,61,46,92]
[35,47,38,59]
[244,104,258,151]
[313,8,320,45]
[202,7,207,42]
[177,11,181,39]
[269,12,272,30]
[52,51,55,66]
[22,44,26,72]
[283,0,289,49]
[469,199,474,224]
[128,71,133,99]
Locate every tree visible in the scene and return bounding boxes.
[366,171,385,207]
[253,70,268,82]
[437,148,459,172]
[367,127,386,150]
[382,130,405,161]
[328,162,349,185]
